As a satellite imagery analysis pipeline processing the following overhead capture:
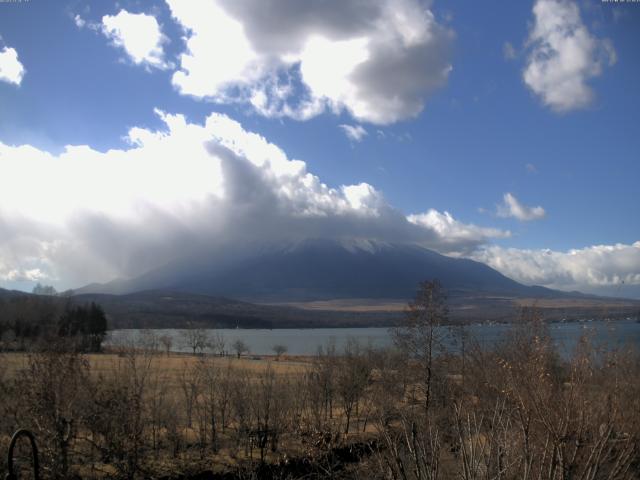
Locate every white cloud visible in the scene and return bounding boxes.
[497,193,546,221]
[503,41,516,60]
[74,14,86,29]
[408,210,511,255]
[523,0,616,112]
[73,14,101,32]
[0,47,25,85]
[168,1,260,99]
[101,10,169,70]
[0,110,505,289]
[474,242,640,296]
[1,111,633,298]
[166,0,453,124]
[1,268,46,283]
[339,124,368,142]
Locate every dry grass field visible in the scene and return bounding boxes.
[0,349,332,478]
[1,304,639,479]
[115,351,310,374]
[270,298,409,312]
[0,351,311,378]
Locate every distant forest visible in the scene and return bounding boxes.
[0,291,107,352]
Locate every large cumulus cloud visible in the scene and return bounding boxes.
[0,46,25,85]
[2,111,638,296]
[473,243,640,298]
[497,193,546,222]
[0,110,504,289]
[523,0,615,112]
[166,0,453,124]
[101,10,170,70]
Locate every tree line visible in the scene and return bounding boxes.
[0,294,107,352]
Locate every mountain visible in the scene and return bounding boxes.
[76,239,576,301]
[0,287,31,299]
[72,288,640,329]
[72,289,399,329]
[72,240,640,327]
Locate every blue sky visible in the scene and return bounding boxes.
[0,0,639,297]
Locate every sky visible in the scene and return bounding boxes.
[0,0,639,298]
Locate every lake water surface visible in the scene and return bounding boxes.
[107,319,640,356]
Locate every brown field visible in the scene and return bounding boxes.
[0,350,331,478]
[269,295,640,319]
[0,351,312,380]
[268,298,410,312]
[513,297,640,308]
[1,309,639,479]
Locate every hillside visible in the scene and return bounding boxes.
[75,239,575,301]
[72,290,400,329]
[72,289,640,330]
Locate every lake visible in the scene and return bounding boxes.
[106,319,640,356]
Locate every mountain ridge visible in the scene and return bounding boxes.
[75,239,574,301]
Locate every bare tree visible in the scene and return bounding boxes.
[368,348,407,433]
[208,331,226,356]
[159,334,173,356]
[394,279,448,416]
[178,361,201,428]
[311,340,338,426]
[229,369,253,457]
[139,329,159,353]
[21,344,91,478]
[86,348,154,479]
[336,339,371,434]
[217,360,234,433]
[146,367,170,457]
[251,366,277,462]
[181,327,209,355]
[232,339,249,359]
[272,344,287,360]
[194,356,221,452]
